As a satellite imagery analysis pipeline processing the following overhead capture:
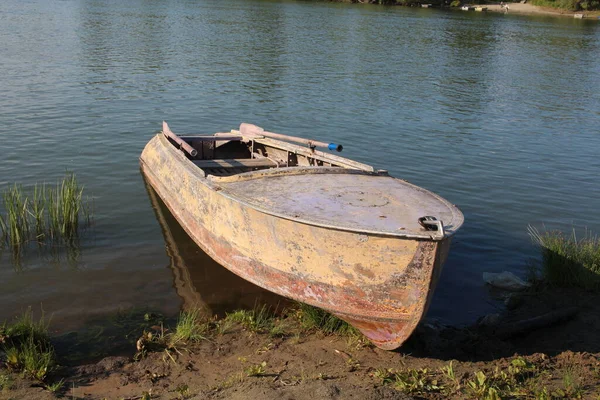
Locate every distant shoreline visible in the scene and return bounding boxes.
[339,1,600,19]
[461,2,600,18]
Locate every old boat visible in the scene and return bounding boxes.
[144,178,288,316]
[140,122,464,350]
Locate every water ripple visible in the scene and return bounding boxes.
[0,0,599,326]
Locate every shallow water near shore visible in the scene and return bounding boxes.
[0,0,599,331]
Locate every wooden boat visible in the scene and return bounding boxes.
[144,178,288,316]
[140,122,464,350]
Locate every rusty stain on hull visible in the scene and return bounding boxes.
[140,128,462,350]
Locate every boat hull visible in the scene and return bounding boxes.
[140,134,452,350]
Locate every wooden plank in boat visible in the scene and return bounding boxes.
[180,135,245,142]
[193,158,277,169]
[248,136,375,172]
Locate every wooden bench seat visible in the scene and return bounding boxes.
[193,158,278,169]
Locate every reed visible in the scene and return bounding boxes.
[0,213,7,244]
[0,174,91,251]
[30,183,46,240]
[45,187,58,241]
[529,227,600,289]
[56,173,83,240]
[2,185,30,248]
[46,175,83,241]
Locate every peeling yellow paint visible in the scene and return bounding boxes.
[140,133,457,350]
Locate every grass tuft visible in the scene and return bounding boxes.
[0,174,92,263]
[0,372,14,391]
[2,184,30,248]
[30,183,46,240]
[394,368,444,394]
[528,0,599,10]
[221,304,279,334]
[134,309,209,362]
[296,303,361,338]
[18,336,55,381]
[46,174,85,242]
[245,361,267,377]
[1,309,56,383]
[169,308,208,346]
[529,226,600,289]
[45,378,65,393]
[1,307,50,345]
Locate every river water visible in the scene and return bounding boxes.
[1,0,599,330]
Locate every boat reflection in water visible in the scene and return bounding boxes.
[145,180,288,317]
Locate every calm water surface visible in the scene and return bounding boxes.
[1,0,599,330]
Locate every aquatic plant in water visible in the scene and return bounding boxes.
[0,174,92,258]
[1,184,30,249]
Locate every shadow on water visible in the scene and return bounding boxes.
[55,173,289,366]
[54,177,288,366]
[404,249,600,362]
[143,175,289,317]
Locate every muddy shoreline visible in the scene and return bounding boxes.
[2,284,600,399]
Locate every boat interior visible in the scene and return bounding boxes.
[166,123,376,178]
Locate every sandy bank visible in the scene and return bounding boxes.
[461,2,600,18]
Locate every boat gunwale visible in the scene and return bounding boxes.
[140,161,436,323]
[143,133,464,240]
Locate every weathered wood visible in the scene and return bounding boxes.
[251,136,374,171]
[252,152,282,167]
[193,158,277,169]
[179,135,246,142]
[240,123,343,152]
[162,121,198,157]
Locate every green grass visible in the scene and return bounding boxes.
[529,227,600,289]
[2,184,30,248]
[296,303,360,337]
[18,336,56,381]
[1,307,50,344]
[169,308,208,346]
[221,304,279,334]
[559,367,584,398]
[45,378,65,393]
[374,358,547,399]
[528,0,599,10]
[46,174,84,242]
[30,183,46,240]
[244,361,267,377]
[0,174,92,256]
[0,372,13,391]
[133,309,209,361]
[1,309,56,383]
[0,213,7,244]
[136,303,366,360]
